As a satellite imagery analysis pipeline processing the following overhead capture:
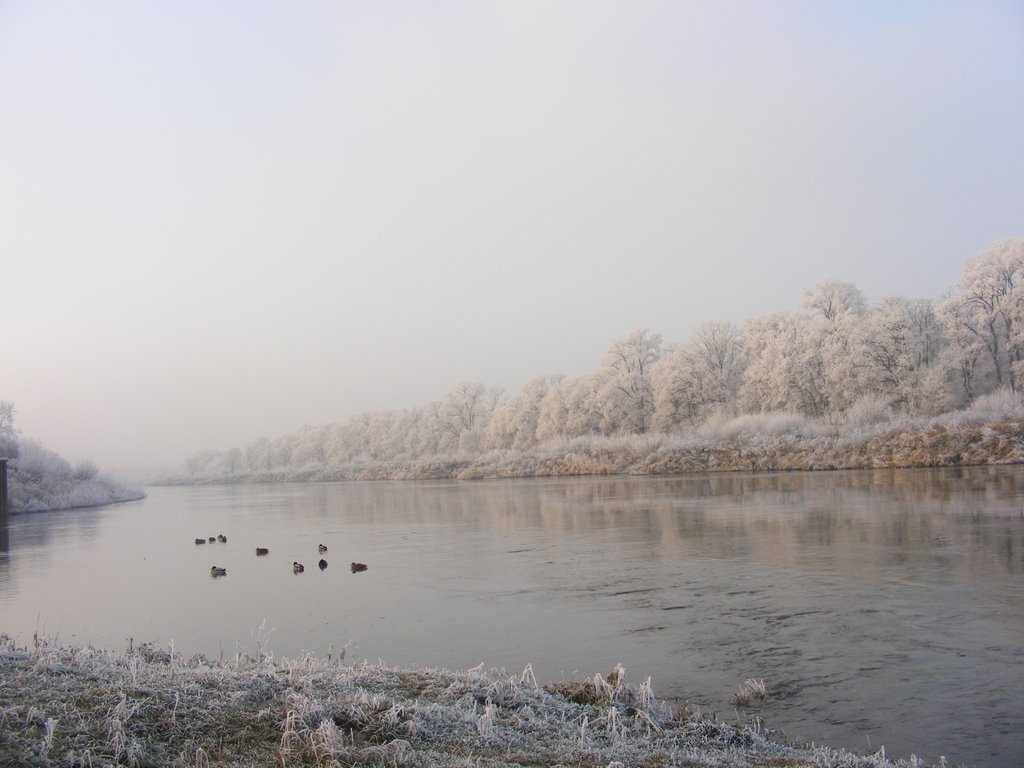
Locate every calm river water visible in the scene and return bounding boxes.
[1,468,1022,767]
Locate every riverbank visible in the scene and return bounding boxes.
[0,635,940,767]
[6,472,145,513]
[165,417,1024,485]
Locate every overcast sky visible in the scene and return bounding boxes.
[1,1,1022,472]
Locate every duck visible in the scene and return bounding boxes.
[318,544,328,553]
[217,534,227,543]
[194,538,206,545]
[208,536,216,543]
[350,562,368,573]
[318,558,328,570]
[293,561,305,573]
[255,547,269,556]
[210,566,227,577]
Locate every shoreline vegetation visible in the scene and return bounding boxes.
[164,407,1024,486]
[4,439,144,515]
[1,401,144,515]
[168,240,1024,490]
[8,473,145,515]
[0,634,941,768]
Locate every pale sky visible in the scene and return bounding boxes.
[1,1,1022,472]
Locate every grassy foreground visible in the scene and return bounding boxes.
[0,636,939,768]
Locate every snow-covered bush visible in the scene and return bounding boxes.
[13,439,73,480]
[6,438,143,513]
[698,411,810,442]
[962,388,1024,424]
[74,459,100,480]
[843,395,893,431]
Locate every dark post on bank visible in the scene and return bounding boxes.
[0,457,8,519]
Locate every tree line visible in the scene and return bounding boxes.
[183,238,1024,478]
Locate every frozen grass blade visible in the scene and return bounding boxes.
[635,709,661,737]
[637,675,656,712]
[520,662,538,688]
[278,708,300,761]
[106,693,143,767]
[593,671,616,703]
[310,718,345,762]
[40,716,56,758]
[744,678,767,700]
[476,702,496,736]
[731,688,751,707]
[731,678,768,707]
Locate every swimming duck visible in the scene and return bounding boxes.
[350,562,368,573]
[210,566,227,577]
[255,547,269,556]
[293,561,305,573]
[318,544,328,553]
[208,536,216,543]
[318,558,328,570]
[195,538,206,545]
[217,534,227,543]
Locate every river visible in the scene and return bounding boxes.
[1,467,1022,767]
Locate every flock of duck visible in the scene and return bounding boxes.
[195,536,367,578]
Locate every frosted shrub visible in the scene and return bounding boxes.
[843,396,893,431]
[13,440,73,480]
[831,396,898,445]
[699,411,809,442]
[963,388,1024,424]
[8,454,144,513]
[73,459,100,481]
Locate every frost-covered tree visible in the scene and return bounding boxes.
[394,408,436,459]
[652,343,700,429]
[800,278,867,321]
[740,312,833,415]
[536,374,603,442]
[185,448,226,476]
[425,383,503,454]
[244,436,273,471]
[486,374,562,450]
[288,425,331,466]
[807,281,867,411]
[935,296,988,406]
[938,238,1024,394]
[594,329,662,434]
[653,322,745,429]
[798,280,864,321]
[222,447,243,474]
[745,280,943,417]
[360,410,424,460]
[906,298,945,371]
[858,297,918,409]
[0,400,18,459]
[443,382,487,432]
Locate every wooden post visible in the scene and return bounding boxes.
[0,458,8,519]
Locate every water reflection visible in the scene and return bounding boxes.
[292,470,1024,581]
